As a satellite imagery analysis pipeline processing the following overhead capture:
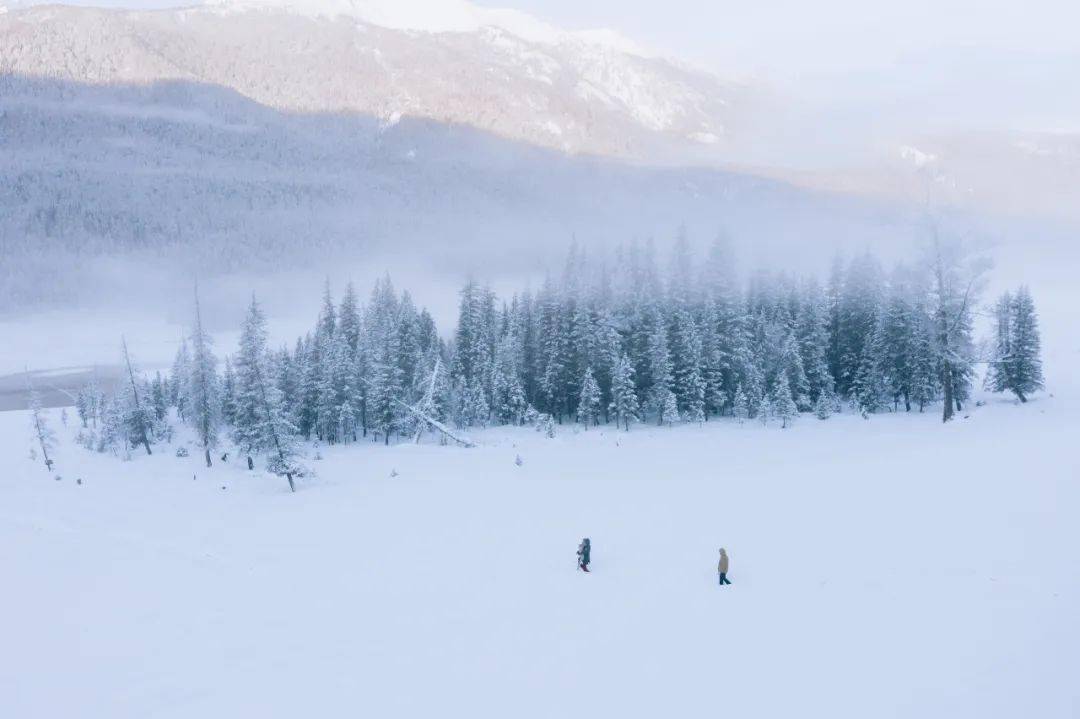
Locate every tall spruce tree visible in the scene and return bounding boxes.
[987,286,1043,402]
[187,286,220,466]
[609,353,639,431]
[577,366,601,428]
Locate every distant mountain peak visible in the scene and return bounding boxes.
[201,0,652,56]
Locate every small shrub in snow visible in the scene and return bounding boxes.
[175,446,190,458]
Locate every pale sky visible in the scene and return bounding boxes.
[484,0,1080,135]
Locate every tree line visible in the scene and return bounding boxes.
[66,231,1044,487]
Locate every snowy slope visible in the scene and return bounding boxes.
[1,380,1077,717]
[0,74,925,311]
[0,2,739,158]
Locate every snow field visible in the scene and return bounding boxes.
[2,387,1077,718]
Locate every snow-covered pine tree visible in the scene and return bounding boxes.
[988,286,1044,402]
[367,277,405,444]
[233,296,269,468]
[670,308,706,422]
[576,366,601,428]
[778,331,811,411]
[232,295,303,488]
[338,281,362,355]
[396,291,424,404]
[878,268,920,411]
[295,333,322,440]
[491,334,528,425]
[851,318,887,417]
[537,276,571,421]
[186,287,220,466]
[769,371,798,428]
[221,356,238,427]
[835,253,884,399]
[120,336,153,455]
[756,391,771,426]
[701,234,747,415]
[813,390,833,419]
[316,330,353,444]
[659,388,680,426]
[76,376,104,429]
[170,338,190,422]
[609,353,639,431]
[985,291,1013,396]
[316,279,337,343]
[732,384,749,423]
[150,372,169,422]
[646,304,674,424]
[794,279,834,406]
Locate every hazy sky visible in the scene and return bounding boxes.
[485,0,1080,135]
[16,0,1080,137]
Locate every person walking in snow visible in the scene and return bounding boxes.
[718,548,732,586]
[577,538,591,572]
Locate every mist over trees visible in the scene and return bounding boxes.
[70,230,1044,481]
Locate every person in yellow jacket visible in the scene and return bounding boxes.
[718,548,732,586]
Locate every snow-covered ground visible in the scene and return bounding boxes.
[2,375,1077,717]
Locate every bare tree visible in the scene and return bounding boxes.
[925,224,987,422]
[25,372,56,472]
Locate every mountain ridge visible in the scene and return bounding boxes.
[0,2,745,160]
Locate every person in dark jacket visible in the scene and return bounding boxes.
[577,538,591,572]
[718,547,731,585]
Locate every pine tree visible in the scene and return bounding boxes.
[233,297,270,468]
[367,279,405,444]
[670,308,706,422]
[76,377,104,429]
[221,357,238,426]
[813,391,833,420]
[985,291,1012,395]
[97,394,125,455]
[170,339,191,422]
[769,371,798,428]
[646,305,674,424]
[609,353,639,431]
[851,319,887,417]
[732,384,750,423]
[316,330,353,444]
[149,372,169,422]
[491,334,528,425]
[778,331,811,411]
[795,279,834,405]
[988,286,1043,402]
[232,295,303,488]
[338,281,362,355]
[187,287,220,466]
[576,367,601,428]
[659,388,680,426]
[120,336,153,456]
